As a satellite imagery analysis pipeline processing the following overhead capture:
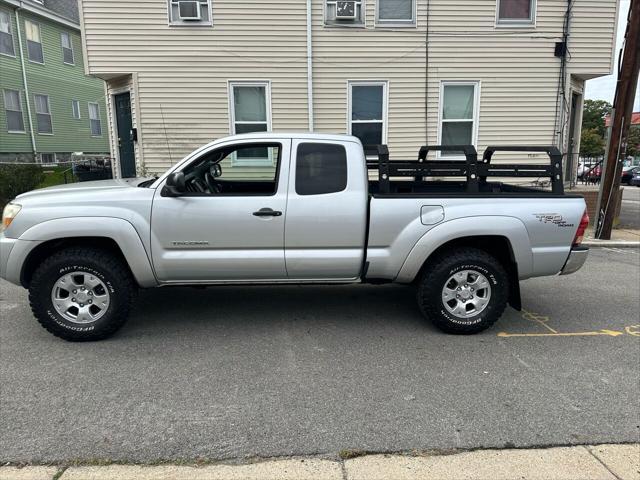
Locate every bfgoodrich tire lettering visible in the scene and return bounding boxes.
[417,248,509,334]
[29,247,136,341]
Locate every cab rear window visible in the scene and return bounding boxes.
[295,143,347,196]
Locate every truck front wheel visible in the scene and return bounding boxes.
[28,247,136,341]
[417,248,509,334]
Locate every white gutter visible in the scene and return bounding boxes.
[306,0,314,131]
[14,7,37,156]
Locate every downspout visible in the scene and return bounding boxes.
[14,7,37,157]
[306,0,314,131]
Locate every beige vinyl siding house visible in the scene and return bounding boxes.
[77,0,618,181]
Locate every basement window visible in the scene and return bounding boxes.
[168,0,212,26]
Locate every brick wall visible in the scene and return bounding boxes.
[575,187,624,224]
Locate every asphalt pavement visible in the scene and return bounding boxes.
[1,248,638,463]
[619,185,640,229]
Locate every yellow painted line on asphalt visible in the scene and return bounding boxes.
[497,309,640,338]
[497,329,625,338]
[625,325,640,336]
[521,309,558,333]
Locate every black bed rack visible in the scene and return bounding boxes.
[364,145,564,195]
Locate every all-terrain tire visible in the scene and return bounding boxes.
[29,247,136,341]
[417,248,509,334]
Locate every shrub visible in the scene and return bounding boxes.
[0,164,46,206]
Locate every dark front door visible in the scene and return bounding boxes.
[114,92,136,178]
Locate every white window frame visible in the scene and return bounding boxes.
[88,102,102,136]
[71,99,81,119]
[25,19,44,64]
[3,88,25,133]
[61,31,74,65]
[347,80,388,146]
[437,81,480,160]
[0,9,16,57]
[324,0,366,27]
[34,93,53,135]
[167,0,213,27]
[376,0,416,27]
[228,80,273,167]
[495,0,536,27]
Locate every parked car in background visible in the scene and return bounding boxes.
[583,163,602,184]
[630,171,640,187]
[621,166,640,184]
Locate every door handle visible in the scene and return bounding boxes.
[253,208,282,217]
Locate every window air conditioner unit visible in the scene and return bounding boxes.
[335,1,357,20]
[178,1,201,20]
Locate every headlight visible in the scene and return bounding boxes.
[1,203,21,232]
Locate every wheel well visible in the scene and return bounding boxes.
[21,237,132,288]
[415,235,521,310]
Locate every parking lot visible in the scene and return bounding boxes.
[0,248,638,464]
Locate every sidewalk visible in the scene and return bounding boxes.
[582,228,640,248]
[2,444,637,480]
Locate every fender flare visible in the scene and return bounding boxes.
[395,216,533,283]
[17,217,158,288]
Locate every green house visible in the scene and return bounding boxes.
[0,0,109,163]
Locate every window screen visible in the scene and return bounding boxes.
[378,0,414,22]
[296,143,347,196]
[498,0,533,22]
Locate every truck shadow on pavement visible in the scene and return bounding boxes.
[126,284,445,337]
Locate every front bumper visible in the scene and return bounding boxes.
[0,234,39,286]
[560,246,589,275]
[0,235,17,282]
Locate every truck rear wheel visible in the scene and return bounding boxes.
[28,247,136,341]
[417,248,509,334]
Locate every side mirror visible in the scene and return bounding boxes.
[162,172,186,197]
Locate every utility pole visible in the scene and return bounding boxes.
[595,0,640,239]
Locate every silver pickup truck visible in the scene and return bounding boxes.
[1,133,589,341]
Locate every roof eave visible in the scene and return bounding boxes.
[0,0,79,30]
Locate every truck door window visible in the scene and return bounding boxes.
[182,143,281,196]
[295,143,347,196]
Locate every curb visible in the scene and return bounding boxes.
[1,444,638,480]
[582,240,640,248]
